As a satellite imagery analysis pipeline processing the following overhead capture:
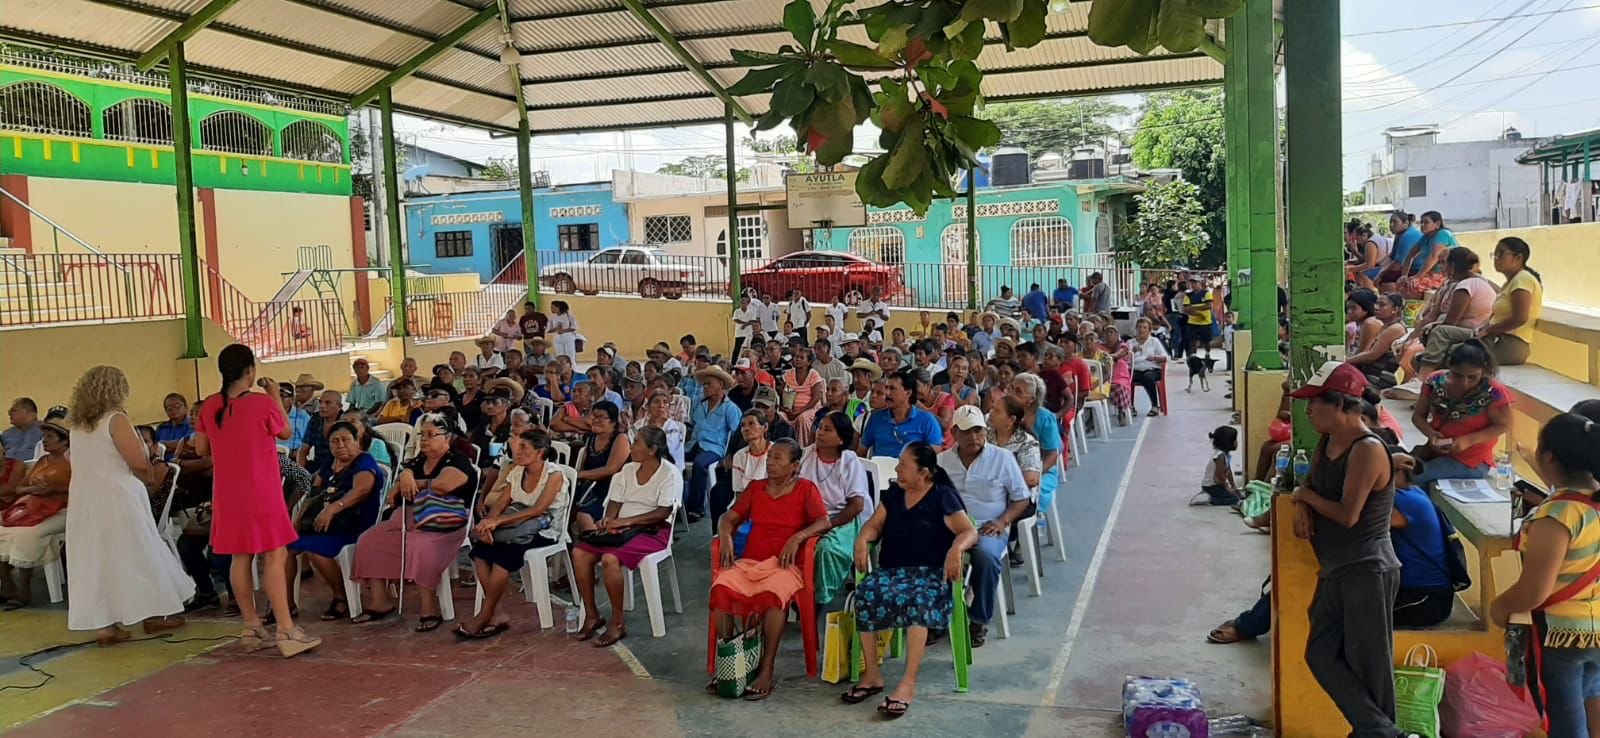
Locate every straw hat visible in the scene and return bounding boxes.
[293,373,324,391]
[647,341,673,359]
[483,377,526,404]
[847,358,883,380]
[474,335,497,347]
[694,365,735,388]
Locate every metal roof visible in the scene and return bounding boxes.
[1516,127,1600,166]
[2,0,1222,135]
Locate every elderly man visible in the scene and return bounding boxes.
[858,370,943,459]
[347,358,387,414]
[937,405,1031,647]
[377,380,422,425]
[293,373,324,414]
[686,365,744,524]
[813,337,848,384]
[971,313,1001,356]
[839,332,864,362]
[819,378,855,433]
[278,382,312,454]
[585,365,624,408]
[847,359,880,421]
[3,398,41,463]
[394,357,424,394]
[878,347,905,376]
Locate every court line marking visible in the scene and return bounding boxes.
[1039,417,1150,708]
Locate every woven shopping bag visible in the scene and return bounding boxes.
[1395,644,1446,738]
[714,622,762,698]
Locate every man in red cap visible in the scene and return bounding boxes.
[1285,361,1403,738]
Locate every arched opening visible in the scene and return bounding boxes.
[102,98,173,145]
[1010,216,1075,266]
[280,119,343,163]
[198,110,271,156]
[847,226,905,265]
[0,81,92,137]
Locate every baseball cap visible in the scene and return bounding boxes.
[752,385,779,408]
[45,405,68,421]
[952,404,987,431]
[1288,361,1369,400]
[734,358,755,372]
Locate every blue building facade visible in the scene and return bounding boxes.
[403,182,628,281]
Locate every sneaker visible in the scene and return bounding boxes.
[1382,379,1422,401]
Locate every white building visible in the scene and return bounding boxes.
[1361,125,1549,231]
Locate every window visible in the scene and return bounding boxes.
[434,230,473,258]
[737,213,767,262]
[558,223,600,251]
[1408,175,1427,198]
[0,81,92,137]
[643,214,692,244]
[588,250,621,265]
[102,98,172,145]
[199,111,272,156]
[621,250,650,265]
[280,120,344,163]
[1010,216,1074,266]
[849,226,906,264]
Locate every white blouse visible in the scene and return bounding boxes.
[604,460,682,519]
[730,444,770,495]
[799,447,873,523]
[1130,336,1169,372]
[498,462,570,542]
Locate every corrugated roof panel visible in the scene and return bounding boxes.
[140,0,211,12]
[453,22,505,57]
[512,12,647,52]
[984,56,1219,100]
[3,0,173,54]
[651,0,788,34]
[535,94,727,132]
[223,0,430,67]
[524,71,708,107]
[307,0,480,38]
[417,48,516,97]
[393,74,519,126]
[505,0,618,17]
[521,43,679,80]
[184,31,384,94]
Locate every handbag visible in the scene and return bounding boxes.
[1,494,66,528]
[714,619,763,698]
[412,489,469,533]
[490,503,550,545]
[578,525,654,548]
[294,487,364,535]
[1394,644,1446,738]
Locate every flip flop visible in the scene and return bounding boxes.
[1207,621,1249,645]
[743,680,776,701]
[414,615,445,633]
[841,684,884,704]
[572,617,606,642]
[594,624,627,647]
[350,607,396,624]
[454,622,510,641]
[877,697,911,718]
[321,599,350,621]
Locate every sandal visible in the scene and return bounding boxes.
[705,680,721,695]
[877,697,911,718]
[263,606,299,626]
[1206,621,1249,645]
[841,684,884,704]
[572,617,606,642]
[143,615,186,635]
[275,626,322,658]
[350,607,396,624]
[453,622,510,641]
[96,626,133,648]
[743,679,776,701]
[321,599,350,621]
[414,615,445,633]
[239,625,276,653]
[594,623,627,647]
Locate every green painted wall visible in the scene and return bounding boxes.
[0,65,349,196]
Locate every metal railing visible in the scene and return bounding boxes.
[0,253,183,327]
[399,260,528,344]
[200,263,345,359]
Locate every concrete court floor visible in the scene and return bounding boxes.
[0,365,1268,738]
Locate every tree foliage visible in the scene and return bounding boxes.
[479,156,513,180]
[744,134,817,173]
[982,99,1129,158]
[657,154,751,182]
[1118,179,1209,267]
[1130,89,1226,268]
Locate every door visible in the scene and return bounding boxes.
[490,225,524,280]
[575,249,620,292]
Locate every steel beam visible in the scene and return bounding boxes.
[352,4,501,108]
[618,0,752,124]
[135,0,242,70]
[169,45,206,358]
[725,106,742,303]
[966,185,978,312]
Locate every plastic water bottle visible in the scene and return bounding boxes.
[1292,450,1311,488]
[1492,450,1515,494]
[1273,445,1293,492]
[565,607,579,634]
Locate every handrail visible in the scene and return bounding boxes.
[0,185,133,278]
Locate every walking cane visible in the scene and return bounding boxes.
[397,498,407,617]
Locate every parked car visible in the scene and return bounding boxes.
[739,250,904,303]
[538,245,704,299]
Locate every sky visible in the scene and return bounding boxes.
[380,0,1600,193]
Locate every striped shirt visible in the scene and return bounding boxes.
[1533,493,1600,647]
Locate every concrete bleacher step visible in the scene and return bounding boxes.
[1499,363,1596,424]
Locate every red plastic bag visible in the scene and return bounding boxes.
[1268,419,1291,444]
[1439,653,1540,738]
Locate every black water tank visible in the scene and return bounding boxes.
[989,146,1030,186]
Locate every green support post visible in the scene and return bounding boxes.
[1243,0,1280,370]
[725,106,742,304]
[966,185,978,311]
[1222,15,1250,330]
[170,45,206,359]
[380,88,408,338]
[516,102,540,306]
[1284,0,1343,448]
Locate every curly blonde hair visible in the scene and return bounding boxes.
[68,365,130,430]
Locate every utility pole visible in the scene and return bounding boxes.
[367,107,388,268]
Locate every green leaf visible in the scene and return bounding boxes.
[805,62,852,102]
[1000,0,1048,49]
[960,0,1023,23]
[950,116,1002,148]
[726,64,795,96]
[754,108,787,132]
[855,155,897,207]
[825,40,899,70]
[732,49,798,66]
[783,0,817,50]
[876,87,916,133]
[1186,0,1244,16]
[770,76,816,117]
[875,24,911,57]
[882,112,926,189]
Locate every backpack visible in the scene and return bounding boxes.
[1396,492,1472,592]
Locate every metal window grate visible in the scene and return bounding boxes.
[435,230,473,258]
[643,214,692,244]
[1010,216,1074,266]
[198,110,272,156]
[280,120,344,163]
[849,226,906,264]
[102,97,172,145]
[737,213,766,262]
[558,223,599,251]
[0,81,92,137]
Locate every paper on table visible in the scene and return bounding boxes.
[1437,478,1504,504]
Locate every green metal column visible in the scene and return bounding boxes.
[379,88,407,338]
[516,104,540,306]
[1284,0,1343,448]
[724,105,741,303]
[1242,0,1280,369]
[169,44,205,359]
[966,185,978,311]
[1222,15,1250,327]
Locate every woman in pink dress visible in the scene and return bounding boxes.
[194,344,321,658]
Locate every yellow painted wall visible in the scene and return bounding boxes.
[559,294,735,360]
[0,319,191,423]
[212,189,354,302]
[1457,222,1600,312]
[24,178,200,255]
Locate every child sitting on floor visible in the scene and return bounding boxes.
[1196,426,1241,506]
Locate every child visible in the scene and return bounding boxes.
[1109,335,1135,425]
[1198,426,1241,506]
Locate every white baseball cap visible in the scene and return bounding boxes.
[952,404,988,431]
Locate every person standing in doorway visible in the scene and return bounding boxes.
[1286,362,1400,738]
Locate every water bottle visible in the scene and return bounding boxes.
[1293,450,1311,488]
[565,607,579,634]
[1273,445,1293,492]
[1492,449,1514,494]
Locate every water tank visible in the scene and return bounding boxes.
[961,153,993,190]
[1068,146,1105,179]
[989,146,1031,187]
[1036,152,1065,171]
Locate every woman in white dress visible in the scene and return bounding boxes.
[65,366,195,646]
[549,300,580,362]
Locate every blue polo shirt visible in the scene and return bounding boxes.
[859,406,943,459]
[154,420,193,457]
[1052,285,1078,308]
[689,396,742,458]
[284,406,311,452]
[1394,486,1451,590]
[1022,289,1049,322]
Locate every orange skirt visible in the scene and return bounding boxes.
[708,557,803,617]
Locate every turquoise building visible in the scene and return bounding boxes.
[403,182,627,282]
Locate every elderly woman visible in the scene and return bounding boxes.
[549,381,593,444]
[711,439,831,700]
[843,441,977,718]
[572,426,680,646]
[340,410,394,469]
[461,429,568,640]
[572,401,631,530]
[350,413,476,632]
[781,348,825,445]
[635,390,686,471]
[1128,318,1168,416]
[1009,373,1063,511]
[713,411,775,523]
[1410,248,1496,380]
[286,421,385,621]
[0,422,71,609]
[798,412,871,607]
[1409,341,1513,487]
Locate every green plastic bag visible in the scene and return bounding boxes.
[1240,480,1274,519]
[1395,644,1445,738]
[714,623,762,698]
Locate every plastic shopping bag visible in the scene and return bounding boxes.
[1439,652,1540,738]
[1239,481,1274,519]
[821,604,856,684]
[1394,644,1446,738]
[714,623,761,698]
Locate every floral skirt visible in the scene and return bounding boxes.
[853,566,952,632]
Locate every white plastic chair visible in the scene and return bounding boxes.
[374,423,417,464]
[529,396,555,427]
[293,463,389,620]
[869,456,898,494]
[550,440,572,468]
[155,462,183,558]
[1013,515,1044,597]
[473,466,577,630]
[1082,363,1112,442]
[1067,411,1088,463]
[621,502,684,638]
[40,533,65,603]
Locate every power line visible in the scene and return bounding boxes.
[1343,0,1549,84]
[1343,2,1600,37]
[1341,55,1600,101]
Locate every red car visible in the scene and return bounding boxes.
[740,250,904,303]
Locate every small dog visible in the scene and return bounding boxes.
[1186,353,1216,392]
